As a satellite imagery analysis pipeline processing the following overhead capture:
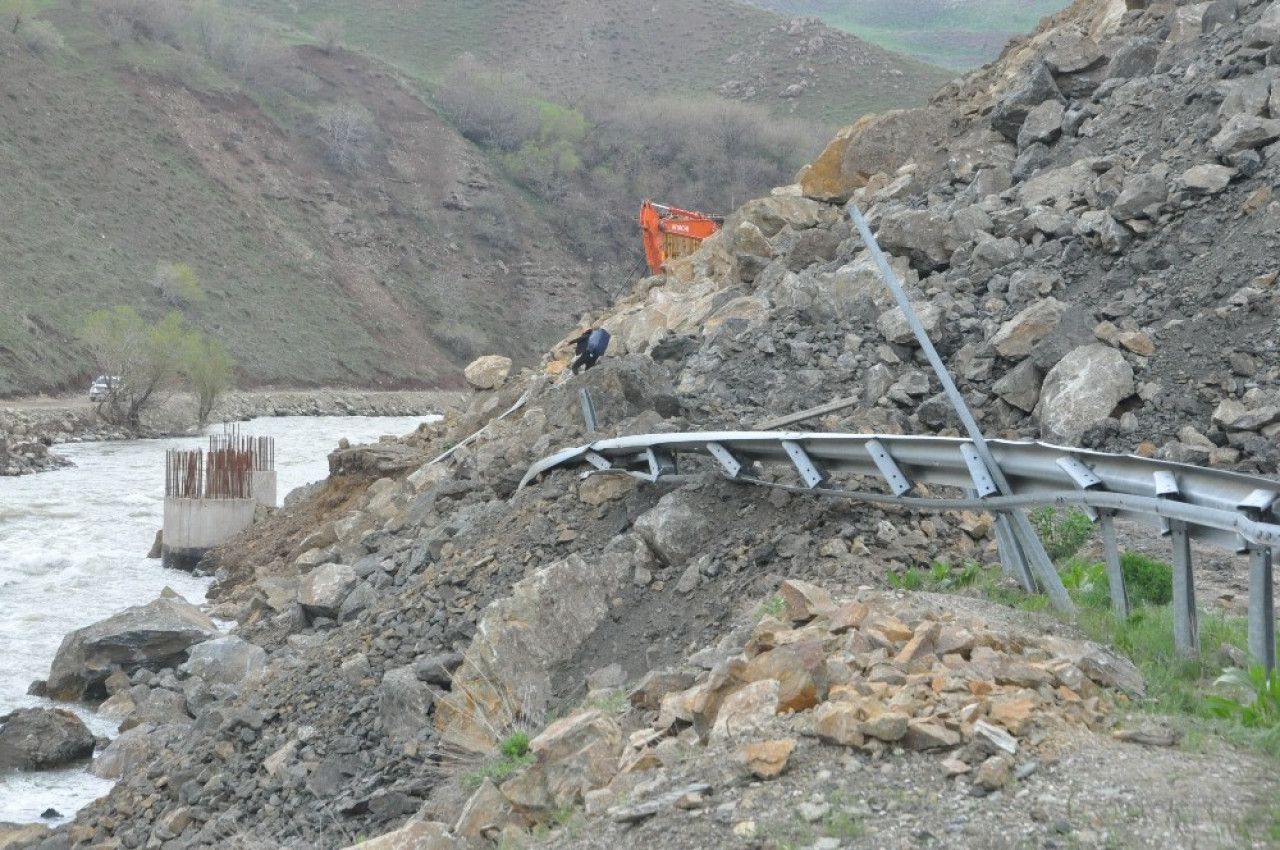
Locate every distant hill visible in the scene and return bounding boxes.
[0,0,950,396]
[743,0,1071,69]
[0,7,591,395]
[227,0,952,125]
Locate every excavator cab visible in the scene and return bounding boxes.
[639,200,722,275]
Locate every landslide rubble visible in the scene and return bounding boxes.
[21,2,1280,849]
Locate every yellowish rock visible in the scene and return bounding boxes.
[740,738,797,779]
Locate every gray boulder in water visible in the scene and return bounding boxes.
[0,708,95,770]
[45,595,219,702]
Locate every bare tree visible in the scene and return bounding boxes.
[318,103,375,174]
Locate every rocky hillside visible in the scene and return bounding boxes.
[6,1,1280,848]
[744,0,1070,68]
[228,0,952,125]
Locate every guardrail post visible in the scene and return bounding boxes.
[1098,513,1129,619]
[994,513,1036,592]
[579,389,598,434]
[1249,547,1276,674]
[848,203,1073,616]
[1169,520,1199,658]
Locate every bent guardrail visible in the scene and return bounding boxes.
[520,431,1280,672]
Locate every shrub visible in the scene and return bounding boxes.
[21,19,66,55]
[313,17,343,53]
[317,103,375,174]
[152,261,206,306]
[1030,507,1094,562]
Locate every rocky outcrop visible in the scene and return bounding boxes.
[0,708,95,770]
[44,594,219,702]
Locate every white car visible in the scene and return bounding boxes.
[89,376,120,402]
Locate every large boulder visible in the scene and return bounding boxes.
[180,636,267,687]
[876,209,959,271]
[46,596,218,702]
[464,355,513,390]
[436,554,630,753]
[991,63,1065,141]
[633,491,713,567]
[1211,115,1280,155]
[298,563,358,619]
[1110,172,1168,221]
[499,710,623,811]
[1037,345,1135,442]
[0,825,51,849]
[0,708,95,770]
[91,724,169,780]
[340,821,459,850]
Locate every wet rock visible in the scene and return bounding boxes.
[45,595,218,702]
[181,636,266,687]
[464,355,514,390]
[1038,345,1134,442]
[0,708,95,770]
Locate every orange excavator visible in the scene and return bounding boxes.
[640,200,722,275]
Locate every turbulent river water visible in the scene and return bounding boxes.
[0,415,437,824]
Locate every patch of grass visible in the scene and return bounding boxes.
[756,594,786,620]
[464,731,535,790]
[889,559,981,592]
[1072,553,1173,610]
[764,817,817,850]
[824,807,866,841]
[583,689,630,715]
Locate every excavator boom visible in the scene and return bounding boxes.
[640,200,722,275]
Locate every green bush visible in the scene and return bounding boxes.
[1030,507,1094,562]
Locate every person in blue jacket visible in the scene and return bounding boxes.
[569,327,611,374]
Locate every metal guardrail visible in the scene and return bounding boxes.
[520,431,1280,672]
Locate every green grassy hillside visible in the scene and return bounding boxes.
[745,0,1070,69]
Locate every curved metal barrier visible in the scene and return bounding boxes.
[521,431,1279,671]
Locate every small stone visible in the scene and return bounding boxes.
[976,755,1012,791]
[797,801,831,823]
